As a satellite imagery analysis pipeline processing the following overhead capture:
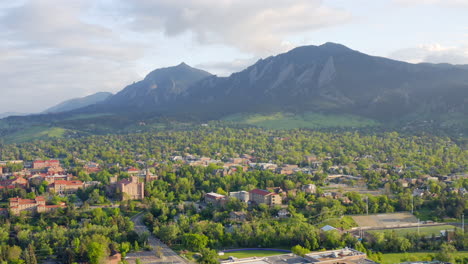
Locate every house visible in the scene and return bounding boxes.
[114,176,144,200]
[276,165,298,175]
[301,184,317,194]
[277,208,290,218]
[48,180,83,195]
[229,211,247,221]
[0,177,28,189]
[125,167,140,175]
[229,191,249,203]
[249,189,282,206]
[9,196,66,215]
[321,225,337,232]
[205,192,226,206]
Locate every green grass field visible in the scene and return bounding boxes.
[369,225,456,238]
[220,250,288,259]
[222,112,379,129]
[4,126,68,143]
[381,251,468,264]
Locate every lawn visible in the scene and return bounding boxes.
[381,251,468,264]
[222,112,379,129]
[219,250,289,259]
[4,126,68,143]
[369,225,456,237]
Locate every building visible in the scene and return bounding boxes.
[301,184,317,194]
[33,160,60,170]
[249,189,282,206]
[48,180,83,195]
[115,176,144,200]
[229,211,247,221]
[204,192,226,206]
[278,208,290,218]
[229,191,250,203]
[9,196,65,215]
[0,177,28,189]
[305,248,376,263]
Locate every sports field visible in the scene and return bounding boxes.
[220,250,288,259]
[368,224,456,237]
[352,212,418,228]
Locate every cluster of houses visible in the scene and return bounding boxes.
[0,159,155,215]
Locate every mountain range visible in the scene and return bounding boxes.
[44,92,113,114]
[1,42,467,141]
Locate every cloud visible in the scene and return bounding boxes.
[389,44,468,65]
[195,58,258,77]
[393,0,468,7]
[0,0,143,113]
[112,0,351,55]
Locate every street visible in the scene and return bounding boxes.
[126,212,191,264]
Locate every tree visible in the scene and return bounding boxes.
[119,242,131,258]
[22,244,37,264]
[291,245,309,257]
[435,243,456,263]
[197,248,218,264]
[7,245,22,262]
[87,242,107,264]
[183,233,209,252]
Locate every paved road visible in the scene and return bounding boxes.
[126,212,191,264]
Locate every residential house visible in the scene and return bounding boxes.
[249,189,282,206]
[301,184,317,194]
[0,177,28,189]
[277,208,290,218]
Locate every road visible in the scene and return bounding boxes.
[126,212,191,264]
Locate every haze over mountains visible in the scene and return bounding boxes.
[1,42,467,141]
[44,92,113,114]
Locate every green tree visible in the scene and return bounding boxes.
[291,245,309,257]
[183,233,209,252]
[87,242,107,264]
[197,248,218,264]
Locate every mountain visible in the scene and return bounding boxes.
[174,43,468,121]
[1,43,468,140]
[43,92,113,114]
[0,112,29,119]
[99,62,212,111]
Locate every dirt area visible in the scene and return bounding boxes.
[352,212,418,228]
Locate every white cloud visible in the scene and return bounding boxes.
[0,0,352,113]
[112,0,352,55]
[393,0,468,7]
[390,44,468,64]
[195,57,259,77]
[0,0,143,113]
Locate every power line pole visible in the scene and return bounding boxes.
[366,196,369,215]
[411,194,414,214]
[462,214,465,233]
[417,218,420,235]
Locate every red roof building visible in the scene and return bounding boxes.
[249,189,282,206]
[9,196,64,215]
[48,180,83,195]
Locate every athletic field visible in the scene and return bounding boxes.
[352,212,418,228]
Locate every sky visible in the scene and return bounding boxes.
[0,0,467,113]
